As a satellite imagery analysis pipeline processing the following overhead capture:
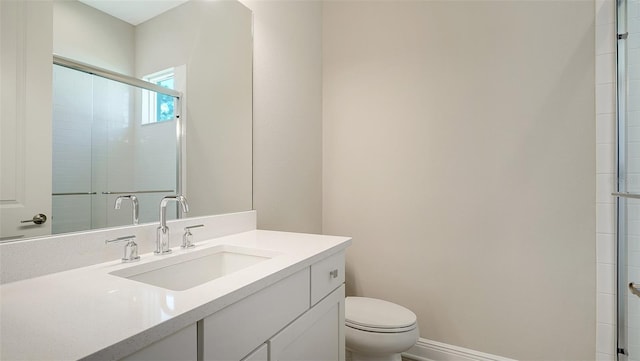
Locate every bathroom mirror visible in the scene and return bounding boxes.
[0,0,253,241]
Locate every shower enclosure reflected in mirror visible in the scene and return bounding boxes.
[52,62,181,234]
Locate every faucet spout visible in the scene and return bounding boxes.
[156,195,190,255]
[114,195,139,225]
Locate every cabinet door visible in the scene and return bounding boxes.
[203,268,310,361]
[120,324,197,361]
[241,344,268,361]
[269,285,345,361]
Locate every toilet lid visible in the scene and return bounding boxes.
[345,297,417,332]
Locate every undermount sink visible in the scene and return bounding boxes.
[109,245,279,291]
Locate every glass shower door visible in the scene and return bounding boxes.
[617,0,640,359]
[51,63,179,234]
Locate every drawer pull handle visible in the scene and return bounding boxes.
[330,269,339,279]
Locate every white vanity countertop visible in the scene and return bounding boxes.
[0,230,351,361]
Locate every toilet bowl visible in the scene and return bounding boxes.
[345,297,419,361]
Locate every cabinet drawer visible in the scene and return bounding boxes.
[311,251,345,306]
[202,268,310,361]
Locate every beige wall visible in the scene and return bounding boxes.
[53,0,134,75]
[243,0,323,233]
[322,1,596,360]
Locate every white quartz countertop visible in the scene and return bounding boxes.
[0,230,351,361]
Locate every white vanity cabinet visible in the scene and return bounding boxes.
[203,250,346,361]
[0,227,351,361]
[117,250,346,361]
[121,324,197,361]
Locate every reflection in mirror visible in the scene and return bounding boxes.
[52,62,180,234]
[0,0,253,242]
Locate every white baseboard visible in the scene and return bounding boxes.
[402,338,517,361]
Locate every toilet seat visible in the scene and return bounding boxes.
[345,297,417,334]
[346,320,417,333]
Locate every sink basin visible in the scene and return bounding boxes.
[110,245,279,291]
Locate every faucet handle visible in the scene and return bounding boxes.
[106,235,140,263]
[182,224,204,249]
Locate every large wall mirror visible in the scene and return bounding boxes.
[0,0,253,242]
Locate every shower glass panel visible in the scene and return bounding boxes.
[618,0,640,359]
[52,64,178,234]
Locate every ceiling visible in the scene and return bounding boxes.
[78,0,189,26]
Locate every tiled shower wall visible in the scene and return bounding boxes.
[596,0,617,359]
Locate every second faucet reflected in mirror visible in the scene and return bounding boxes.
[114,195,139,225]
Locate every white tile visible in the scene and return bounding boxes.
[629,323,640,347]
[597,322,616,354]
[596,0,616,26]
[631,79,640,101]
[597,83,616,114]
[630,30,640,50]
[597,174,617,203]
[597,352,617,361]
[629,127,640,144]
[629,265,640,283]
[596,53,616,85]
[596,23,616,55]
[597,143,616,174]
[596,352,616,361]
[630,233,640,253]
[630,58,640,80]
[597,203,616,234]
[631,17,640,35]
[628,345,640,361]
[597,233,617,264]
[629,220,640,237]
[597,263,617,294]
[631,0,639,18]
[630,97,640,113]
[630,250,640,267]
[632,48,640,68]
[628,288,640,316]
[597,292,617,324]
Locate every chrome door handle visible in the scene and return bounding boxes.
[20,214,47,225]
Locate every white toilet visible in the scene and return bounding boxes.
[345,297,419,361]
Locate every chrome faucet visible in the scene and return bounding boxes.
[114,195,139,225]
[156,195,189,255]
